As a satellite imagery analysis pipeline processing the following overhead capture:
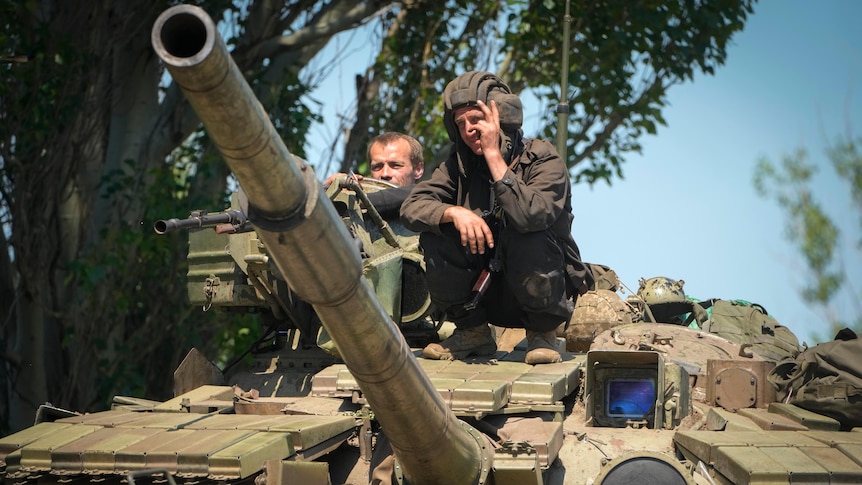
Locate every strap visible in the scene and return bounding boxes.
[810,384,862,399]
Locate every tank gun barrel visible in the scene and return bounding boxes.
[151,6,489,485]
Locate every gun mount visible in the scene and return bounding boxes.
[1,4,860,485]
[154,209,250,235]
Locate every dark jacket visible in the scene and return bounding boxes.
[401,137,592,295]
[366,185,413,218]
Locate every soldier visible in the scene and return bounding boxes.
[366,131,425,187]
[401,71,591,364]
[324,132,424,217]
[325,131,424,186]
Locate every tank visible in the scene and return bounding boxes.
[1,5,860,485]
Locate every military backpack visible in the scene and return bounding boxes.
[698,299,802,362]
[768,329,862,430]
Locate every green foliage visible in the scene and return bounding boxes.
[253,66,321,159]
[345,0,755,184]
[829,136,862,226]
[754,135,862,337]
[0,0,759,431]
[213,313,262,369]
[505,0,754,184]
[0,1,89,227]
[63,156,228,407]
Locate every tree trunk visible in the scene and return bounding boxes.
[9,292,47,432]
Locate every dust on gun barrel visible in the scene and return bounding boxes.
[153,209,250,235]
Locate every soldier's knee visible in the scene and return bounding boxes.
[518,270,566,309]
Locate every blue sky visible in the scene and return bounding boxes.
[303,0,862,345]
[567,0,862,345]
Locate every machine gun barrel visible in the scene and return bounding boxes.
[153,209,249,234]
[151,6,489,485]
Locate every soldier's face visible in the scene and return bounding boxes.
[454,106,484,155]
[369,138,422,187]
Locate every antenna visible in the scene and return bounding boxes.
[555,0,572,160]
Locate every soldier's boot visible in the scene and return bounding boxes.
[423,324,497,360]
[525,330,563,364]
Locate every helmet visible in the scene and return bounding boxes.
[566,289,637,352]
[637,276,701,324]
[442,71,523,142]
[637,276,687,305]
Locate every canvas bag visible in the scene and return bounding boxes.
[768,329,862,430]
[700,299,801,362]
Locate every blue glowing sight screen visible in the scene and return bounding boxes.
[606,378,656,418]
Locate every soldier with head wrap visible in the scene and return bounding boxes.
[401,71,591,364]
